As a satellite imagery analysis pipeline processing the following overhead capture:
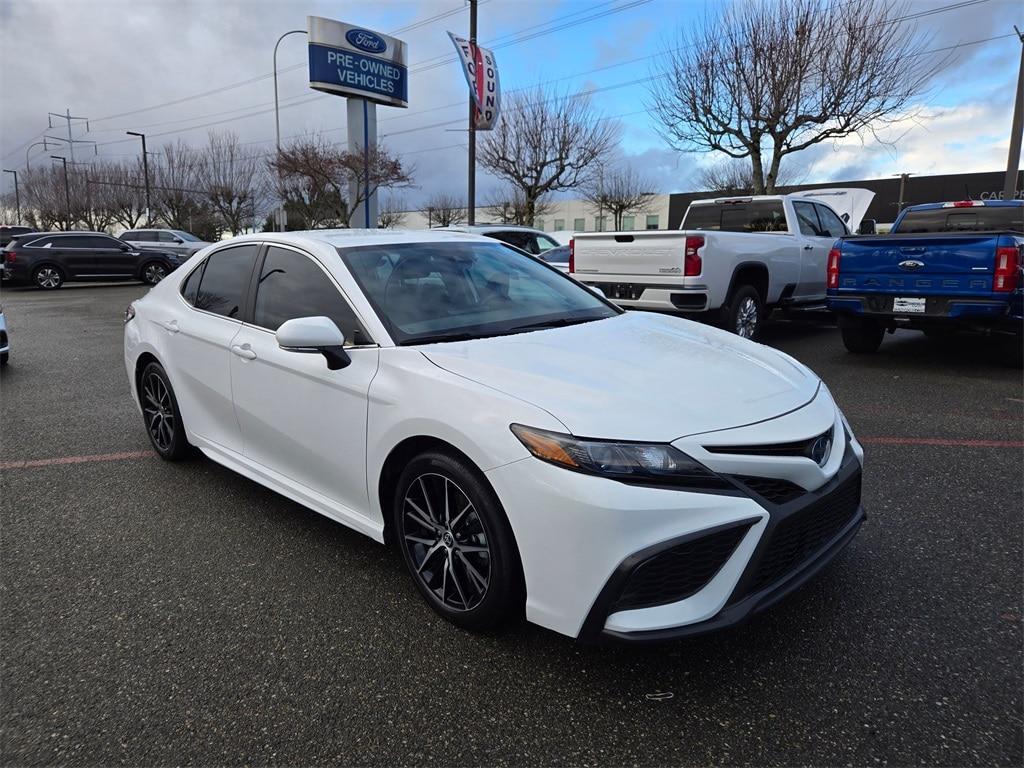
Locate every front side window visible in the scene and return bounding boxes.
[489,231,536,253]
[792,201,823,236]
[340,241,618,345]
[175,231,203,242]
[253,246,363,341]
[814,204,848,238]
[535,233,559,253]
[157,231,180,243]
[193,244,259,319]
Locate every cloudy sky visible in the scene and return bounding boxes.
[0,0,1021,208]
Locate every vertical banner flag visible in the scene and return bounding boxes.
[447,32,500,130]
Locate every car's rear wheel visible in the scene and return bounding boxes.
[725,285,764,340]
[139,361,190,460]
[141,261,169,285]
[840,320,885,353]
[393,451,523,631]
[33,265,64,290]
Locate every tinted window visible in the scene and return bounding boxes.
[157,231,179,243]
[895,205,1024,234]
[15,235,55,248]
[684,201,787,232]
[180,261,205,305]
[792,201,824,236]
[253,246,362,340]
[121,231,139,241]
[814,205,847,238]
[135,231,157,242]
[541,245,569,264]
[488,231,536,253]
[340,241,617,345]
[60,234,120,249]
[536,233,558,253]
[193,244,258,318]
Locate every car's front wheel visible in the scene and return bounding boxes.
[139,361,191,460]
[393,450,523,631]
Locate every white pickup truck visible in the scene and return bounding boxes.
[570,189,874,339]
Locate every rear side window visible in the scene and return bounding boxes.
[193,244,259,319]
[684,201,788,232]
[896,206,1024,234]
[253,246,362,340]
[180,261,205,305]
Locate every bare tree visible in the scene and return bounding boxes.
[478,87,619,223]
[696,158,809,195]
[378,195,409,228]
[648,0,946,194]
[268,135,413,228]
[152,141,204,231]
[582,166,656,230]
[482,186,554,226]
[421,192,465,227]
[97,161,148,231]
[22,167,75,230]
[199,131,267,235]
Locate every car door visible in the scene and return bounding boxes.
[228,244,380,519]
[88,234,138,277]
[161,243,260,455]
[790,201,833,300]
[46,235,97,277]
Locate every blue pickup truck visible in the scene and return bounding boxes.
[827,199,1023,360]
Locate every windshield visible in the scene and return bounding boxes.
[340,241,619,345]
[895,205,1024,234]
[175,231,203,242]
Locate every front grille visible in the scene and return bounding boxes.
[735,475,806,504]
[614,523,752,612]
[706,426,834,460]
[746,470,862,595]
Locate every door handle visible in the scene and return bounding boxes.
[802,244,814,251]
[231,343,257,360]
[159,319,179,334]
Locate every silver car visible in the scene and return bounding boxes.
[119,229,210,258]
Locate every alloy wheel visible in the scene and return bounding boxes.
[142,371,175,452]
[144,263,167,284]
[401,472,491,611]
[35,267,61,289]
[736,297,759,338]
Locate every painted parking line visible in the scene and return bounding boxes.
[0,450,156,470]
[1,436,1021,473]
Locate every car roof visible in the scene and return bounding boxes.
[440,224,546,234]
[216,228,496,250]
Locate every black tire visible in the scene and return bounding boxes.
[140,260,169,286]
[139,361,191,460]
[724,285,764,340]
[393,450,524,632]
[32,264,64,290]
[0,352,7,366]
[841,320,885,353]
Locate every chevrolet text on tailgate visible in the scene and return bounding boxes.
[570,188,874,340]
[826,199,1023,361]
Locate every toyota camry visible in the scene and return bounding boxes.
[123,230,865,642]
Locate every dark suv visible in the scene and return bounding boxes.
[1,231,185,289]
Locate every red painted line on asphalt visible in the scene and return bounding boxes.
[860,437,1024,448]
[0,450,157,470]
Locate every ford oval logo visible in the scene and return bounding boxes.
[898,259,925,271]
[346,29,387,54]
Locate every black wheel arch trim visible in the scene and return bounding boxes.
[724,261,771,308]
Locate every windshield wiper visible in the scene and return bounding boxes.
[403,332,480,346]
[507,316,600,333]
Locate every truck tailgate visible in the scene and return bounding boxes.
[837,234,999,295]
[572,231,684,276]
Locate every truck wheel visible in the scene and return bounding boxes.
[725,285,764,340]
[841,321,884,353]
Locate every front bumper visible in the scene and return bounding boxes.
[486,391,865,642]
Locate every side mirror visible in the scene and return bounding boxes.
[276,316,351,370]
[857,219,877,235]
[587,284,606,299]
[172,237,183,244]
[120,244,132,251]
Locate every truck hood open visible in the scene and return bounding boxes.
[420,312,819,441]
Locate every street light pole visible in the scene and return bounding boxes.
[25,139,51,171]
[467,0,478,226]
[127,131,152,226]
[3,169,21,225]
[51,156,71,229]
[273,29,306,232]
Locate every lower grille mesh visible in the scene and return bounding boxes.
[735,475,806,504]
[614,523,752,612]
[746,471,862,594]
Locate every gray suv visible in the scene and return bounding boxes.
[120,229,210,258]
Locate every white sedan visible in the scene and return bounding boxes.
[124,230,865,642]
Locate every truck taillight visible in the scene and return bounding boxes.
[568,238,574,274]
[994,246,1020,292]
[827,247,841,289]
[4,250,16,264]
[684,235,703,276]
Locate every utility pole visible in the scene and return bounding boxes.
[274,29,306,232]
[893,172,914,211]
[48,109,89,164]
[467,0,478,225]
[51,156,71,229]
[3,169,21,224]
[127,131,152,226]
[1003,26,1024,201]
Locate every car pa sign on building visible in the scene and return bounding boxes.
[307,17,408,109]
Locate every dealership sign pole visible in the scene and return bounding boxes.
[307,16,408,228]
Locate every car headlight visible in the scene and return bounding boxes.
[510,424,731,490]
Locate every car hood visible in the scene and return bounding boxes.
[420,312,819,441]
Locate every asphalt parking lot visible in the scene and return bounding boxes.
[1,282,1021,767]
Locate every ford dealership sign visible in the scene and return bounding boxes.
[307,16,408,108]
